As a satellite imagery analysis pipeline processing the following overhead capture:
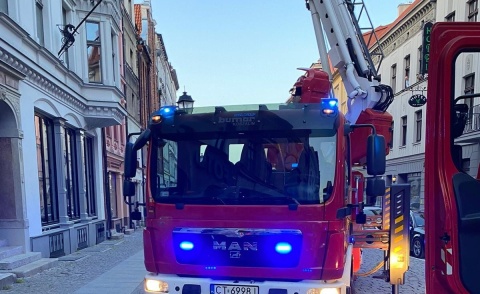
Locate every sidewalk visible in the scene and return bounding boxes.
[74,250,146,294]
[2,229,146,294]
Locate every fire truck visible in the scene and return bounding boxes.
[122,1,416,293]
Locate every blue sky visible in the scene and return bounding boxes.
[151,0,409,107]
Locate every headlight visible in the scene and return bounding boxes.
[144,279,168,292]
[307,288,340,294]
[320,288,340,294]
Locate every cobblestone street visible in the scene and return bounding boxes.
[1,230,144,294]
[0,229,426,294]
[355,249,425,293]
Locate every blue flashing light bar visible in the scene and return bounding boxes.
[179,241,194,251]
[321,98,338,108]
[328,100,338,107]
[205,266,217,270]
[275,242,292,254]
[321,98,338,115]
[160,105,177,115]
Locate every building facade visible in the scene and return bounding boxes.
[156,33,179,107]
[369,0,434,210]
[0,0,126,258]
[368,0,480,210]
[122,0,144,226]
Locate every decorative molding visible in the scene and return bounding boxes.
[0,85,22,130]
[0,46,126,128]
[0,87,6,100]
[371,3,435,59]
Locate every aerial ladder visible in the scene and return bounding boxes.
[297,1,409,292]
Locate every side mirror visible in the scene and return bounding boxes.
[366,134,386,176]
[356,212,366,224]
[123,179,136,197]
[124,142,137,178]
[131,209,142,221]
[365,177,385,206]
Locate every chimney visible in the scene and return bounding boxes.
[398,3,411,16]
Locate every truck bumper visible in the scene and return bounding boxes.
[144,273,348,294]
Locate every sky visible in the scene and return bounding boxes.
[151,0,410,107]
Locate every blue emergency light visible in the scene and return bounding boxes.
[179,241,194,251]
[275,242,292,254]
[160,105,177,115]
[321,98,338,115]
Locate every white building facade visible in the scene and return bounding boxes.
[0,0,125,257]
[372,0,480,210]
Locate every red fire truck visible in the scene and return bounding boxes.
[122,0,416,293]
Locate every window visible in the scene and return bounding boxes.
[108,172,118,218]
[86,22,102,83]
[468,0,478,22]
[401,116,407,146]
[35,114,59,225]
[464,74,475,124]
[0,0,8,14]
[391,64,397,93]
[415,110,422,143]
[84,136,96,216]
[404,55,411,88]
[464,74,475,95]
[111,33,116,83]
[36,0,45,46]
[462,158,471,173]
[130,49,134,66]
[417,46,423,80]
[390,121,394,149]
[62,6,70,68]
[445,11,456,22]
[63,127,80,220]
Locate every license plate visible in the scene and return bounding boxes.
[211,284,259,294]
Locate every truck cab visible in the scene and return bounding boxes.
[124,101,387,293]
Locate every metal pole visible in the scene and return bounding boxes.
[392,284,399,294]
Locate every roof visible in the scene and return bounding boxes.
[362,0,423,48]
[134,4,142,35]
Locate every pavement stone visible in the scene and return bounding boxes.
[354,249,425,293]
[0,229,425,294]
[1,228,144,294]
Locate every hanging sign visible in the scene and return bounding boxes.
[408,94,427,107]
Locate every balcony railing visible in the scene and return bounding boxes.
[463,104,480,134]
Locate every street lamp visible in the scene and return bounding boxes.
[177,91,195,114]
[392,175,397,183]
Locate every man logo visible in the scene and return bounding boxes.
[213,241,258,251]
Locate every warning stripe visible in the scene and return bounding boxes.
[440,246,453,275]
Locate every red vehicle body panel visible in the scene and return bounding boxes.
[143,205,347,280]
[425,22,480,294]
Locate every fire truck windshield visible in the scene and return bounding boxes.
[150,132,337,205]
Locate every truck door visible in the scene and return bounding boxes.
[425,23,480,294]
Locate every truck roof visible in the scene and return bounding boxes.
[149,102,340,138]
